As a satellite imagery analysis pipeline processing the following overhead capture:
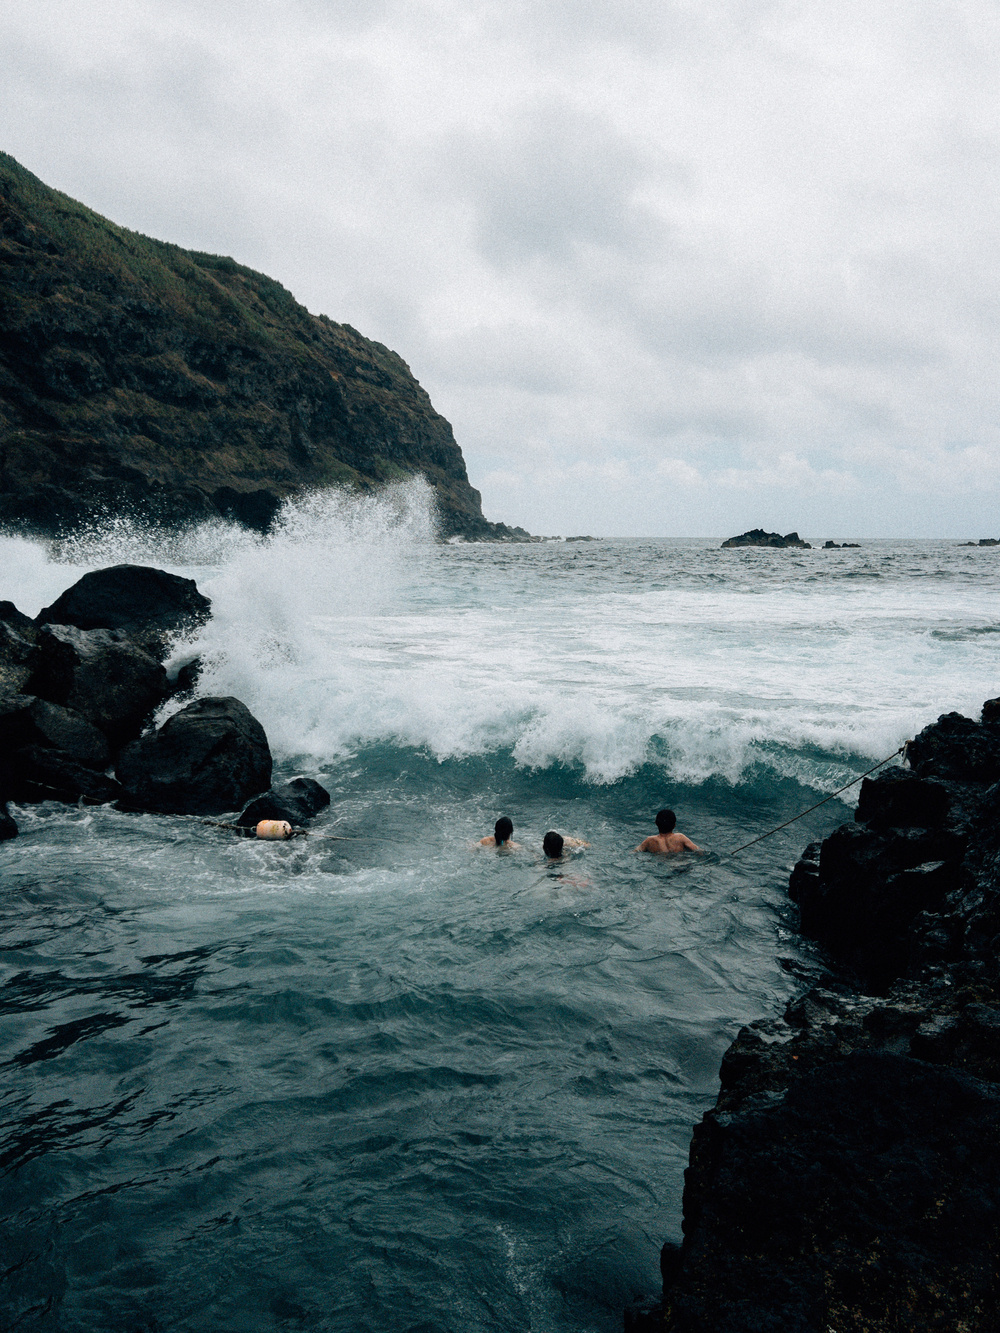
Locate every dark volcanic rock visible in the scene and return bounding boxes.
[854,767,951,829]
[791,820,961,986]
[28,624,168,747]
[0,150,524,542]
[0,693,110,769]
[116,696,272,815]
[641,699,1000,1332]
[0,600,38,694]
[720,529,812,549]
[237,777,331,828]
[5,744,123,805]
[36,565,211,659]
[671,1053,1000,1333]
[906,710,1000,783]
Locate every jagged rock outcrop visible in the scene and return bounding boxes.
[36,564,211,657]
[116,696,272,815]
[721,530,811,549]
[0,151,527,541]
[631,702,1000,1332]
[0,600,38,693]
[28,623,168,748]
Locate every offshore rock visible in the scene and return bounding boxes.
[36,564,211,660]
[237,777,331,829]
[0,600,38,694]
[0,151,523,542]
[28,624,168,748]
[116,696,272,816]
[720,529,812,549]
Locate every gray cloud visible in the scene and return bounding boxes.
[2,0,1000,535]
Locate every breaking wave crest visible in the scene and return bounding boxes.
[2,503,992,793]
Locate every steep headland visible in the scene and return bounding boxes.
[631,706,1000,1332]
[0,152,524,539]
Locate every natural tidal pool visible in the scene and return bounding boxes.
[3,491,999,1330]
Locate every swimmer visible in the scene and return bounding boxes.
[479,816,521,849]
[635,808,702,854]
[541,830,590,860]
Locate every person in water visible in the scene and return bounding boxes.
[480,816,521,849]
[636,808,702,854]
[542,830,590,859]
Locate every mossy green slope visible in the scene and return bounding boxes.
[0,151,519,538]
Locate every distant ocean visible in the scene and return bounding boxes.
[3,482,999,1331]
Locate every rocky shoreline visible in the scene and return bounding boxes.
[628,705,1000,1331]
[0,563,328,839]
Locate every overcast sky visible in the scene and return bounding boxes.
[3,1,999,536]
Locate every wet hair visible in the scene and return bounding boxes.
[543,830,564,858]
[494,816,514,844]
[655,808,677,833]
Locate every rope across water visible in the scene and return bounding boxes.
[727,746,906,856]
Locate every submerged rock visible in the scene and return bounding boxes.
[116,696,272,815]
[720,529,812,549]
[36,564,211,660]
[237,777,331,829]
[28,624,168,748]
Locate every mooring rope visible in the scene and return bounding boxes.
[727,745,906,857]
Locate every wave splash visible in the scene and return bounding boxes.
[0,497,956,793]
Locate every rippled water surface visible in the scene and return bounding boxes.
[3,491,1000,1330]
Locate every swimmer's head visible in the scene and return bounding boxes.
[655,808,677,833]
[494,816,514,845]
[543,830,564,858]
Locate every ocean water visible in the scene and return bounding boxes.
[2,482,999,1332]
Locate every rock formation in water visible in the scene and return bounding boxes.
[0,563,335,831]
[721,530,812,549]
[629,705,1000,1332]
[0,151,526,540]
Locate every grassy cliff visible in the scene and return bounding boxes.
[0,152,521,538]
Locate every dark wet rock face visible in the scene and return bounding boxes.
[237,777,331,828]
[721,529,812,549]
[116,696,272,815]
[906,710,1000,783]
[5,745,124,805]
[647,702,1000,1332]
[0,601,38,694]
[36,564,211,659]
[672,1055,1000,1333]
[28,624,168,748]
[0,693,110,769]
[0,151,525,542]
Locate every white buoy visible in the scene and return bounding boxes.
[256,819,292,840]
